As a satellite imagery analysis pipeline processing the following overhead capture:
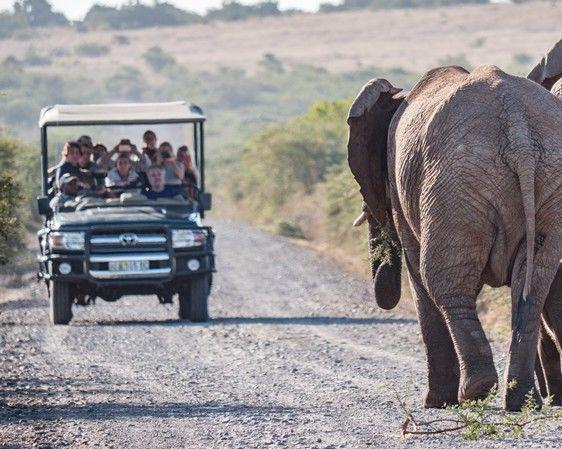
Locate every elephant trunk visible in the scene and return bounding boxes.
[367,216,402,310]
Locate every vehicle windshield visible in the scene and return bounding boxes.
[44,121,204,213]
[56,192,198,213]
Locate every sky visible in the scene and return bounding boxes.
[0,0,341,20]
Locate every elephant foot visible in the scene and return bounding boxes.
[459,373,498,403]
[503,384,542,412]
[422,384,459,409]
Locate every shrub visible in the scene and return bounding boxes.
[142,46,175,72]
[207,1,281,21]
[0,174,23,265]
[276,220,306,239]
[513,53,533,66]
[83,3,201,30]
[104,66,148,100]
[438,53,472,70]
[113,34,130,45]
[75,43,110,57]
[23,46,51,66]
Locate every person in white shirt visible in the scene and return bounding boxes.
[105,154,141,195]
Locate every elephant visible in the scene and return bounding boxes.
[527,37,562,91]
[535,265,562,405]
[347,65,562,411]
[527,37,562,405]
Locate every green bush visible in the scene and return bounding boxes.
[0,133,35,265]
[24,46,51,66]
[75,43,110,57]
[104,66,148,101]
[142,46,175,72]
[113,34,130,45]
[83,3,201,30]
[207,1,281,21]
[0,175,23,265]
[276,220,306,239]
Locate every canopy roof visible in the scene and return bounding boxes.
[39,101,205,127]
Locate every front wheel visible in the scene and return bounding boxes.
[178,274,209,322]
[49,280,73,325]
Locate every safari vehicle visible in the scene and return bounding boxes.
[36,102,215,325]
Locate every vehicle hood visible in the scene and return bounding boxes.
[52,206,198,228]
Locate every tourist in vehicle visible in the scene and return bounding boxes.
[55,141,90,188]
[77,135,93,148]
[158,142,185,186]
[97,138,148,173]
[92,143,108,163]
[79,142,101,173]
[49,173,82,209]
[105,154,141,192]
[142,165,182,200]
[142,130,158,152]
[177,145,200,185]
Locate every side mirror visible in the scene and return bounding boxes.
[199,192,212,211]
[37,196,52,216]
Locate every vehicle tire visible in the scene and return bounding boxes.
[49,280,72,325]
[178,275,209,322]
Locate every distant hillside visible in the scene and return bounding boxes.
[1,1,560,77]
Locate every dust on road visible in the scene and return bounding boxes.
[0,220,560,448]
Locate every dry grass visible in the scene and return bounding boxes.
[2,2,561,79]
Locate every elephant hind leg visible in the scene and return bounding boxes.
[504,242,561,411]
[404,253,459,408]
[539,265,562,405]
[537,323,562,405]
[419,222,498,404]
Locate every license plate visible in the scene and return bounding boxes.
[108,260,149,272]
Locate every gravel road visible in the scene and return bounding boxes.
[1,220,561,448]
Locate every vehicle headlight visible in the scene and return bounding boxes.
[172,229,206,248]
[48,232,85,251]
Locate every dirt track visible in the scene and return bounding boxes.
[1,220,561,448]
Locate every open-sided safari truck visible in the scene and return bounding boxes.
[36,102,215,325]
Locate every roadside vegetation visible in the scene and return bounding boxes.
[0,132,36,267]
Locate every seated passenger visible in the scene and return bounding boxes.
[93,143,108,163]
[98,139,148,173]
[77,135,93,148]
[142,130,158,154]
[142,165,182,200]
[55,141,89,188]
[105,154,141,189]
[158,142,185,186]
[177,145,200,185]
[49,174,81,209]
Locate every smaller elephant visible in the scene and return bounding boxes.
[527,37,562,90]
[536,265,562,404]
[527,38,562,405]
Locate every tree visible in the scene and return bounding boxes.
[12,0,68,27]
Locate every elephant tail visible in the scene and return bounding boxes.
[515,158,536,343]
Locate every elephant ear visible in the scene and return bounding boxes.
[347,79,405,311]
[551,78,562,99]
[527,37,562,90]
[347,78,403,226]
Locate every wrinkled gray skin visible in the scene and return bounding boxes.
[528,40,562,405]
[347,65,562,411]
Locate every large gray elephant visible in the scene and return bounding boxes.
[348,65,562,411]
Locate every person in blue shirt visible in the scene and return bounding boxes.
[142,165,182,200]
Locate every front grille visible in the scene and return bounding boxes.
[90,232,167,250]
[88,229,170,279]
